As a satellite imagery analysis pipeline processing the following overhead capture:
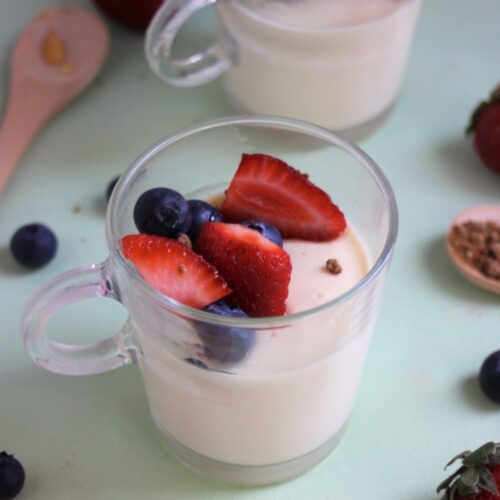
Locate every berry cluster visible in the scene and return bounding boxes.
[122,153,346,365]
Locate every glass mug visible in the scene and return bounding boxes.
[145,0,422,140]
[21,116,398,485]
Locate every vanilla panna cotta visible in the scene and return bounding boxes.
[21,118,397,486]
[216,0,422,134]
[137,223,373,465]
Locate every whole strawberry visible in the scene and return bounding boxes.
[467,85,500,174]
[91,0,164,31]
[437,442,500,499]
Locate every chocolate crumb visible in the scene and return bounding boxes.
[449,220,500,281]
[177,233,192,249]
[326,258,342,275]
[72,205,81,213]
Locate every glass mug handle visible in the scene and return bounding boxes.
[145,0,234,87]
[21,261,135,376]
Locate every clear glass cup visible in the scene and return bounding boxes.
[21,116,398,485]
[145,0,422,140]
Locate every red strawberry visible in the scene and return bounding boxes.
[122,234,231,308]
[467,85,500,174]
[220,153,346,242]
[91,0,164,31]
[195,223,292,317]
[437,442,500,500]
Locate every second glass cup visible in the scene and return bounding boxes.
[21,116,398,485]
[145,0,422,140]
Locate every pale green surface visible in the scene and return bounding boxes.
[0,1,499,499]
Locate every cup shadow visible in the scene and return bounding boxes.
[423,235,498,305]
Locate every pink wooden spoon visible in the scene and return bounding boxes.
[0,7,109,191]
[446,204,500,295]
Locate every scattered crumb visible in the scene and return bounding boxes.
[38,8,58,20]
[137,70,148,80]
[325,258,342,275]
[41,31,66,65]
[72,205,81,213]
[177,264,187,274]
[177,233,192,249]
[298,170,310,180]
[59,62,75,75]
[449,220,500,281]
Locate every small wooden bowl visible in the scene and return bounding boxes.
[446,204,500,295]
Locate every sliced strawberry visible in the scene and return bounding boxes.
[220,153,346,241]
[122,234,231,308]
[195,223,292,317]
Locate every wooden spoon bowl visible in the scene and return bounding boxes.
[0,7,109,191]
[446,204,500,295]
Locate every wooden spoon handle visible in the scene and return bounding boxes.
[0,81,59,191]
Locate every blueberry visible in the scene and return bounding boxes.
[10,224,57,269]
[0,452,25,499]
[479,350,500,404]
[105,175,120,203]
[197,300,255,363]
[187,200,223,240]
[133,188,191,238]
[241,220,283,247]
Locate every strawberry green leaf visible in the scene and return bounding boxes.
[460,466,479,487]
[464,442,497,466]
[437,467,465,492]
[477,467,499,495]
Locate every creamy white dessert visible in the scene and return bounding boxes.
[216,0,421,132]
[136,226,381,466]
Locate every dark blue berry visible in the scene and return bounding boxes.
[133,188,191,238]
[479,350,500,404]
[241,220,283,247]
[187,200,223,240]
[185,358,208,369]
[0,451,25,499]
[105,176,120,203]
[10,224,57,269]
[197,300,255,363]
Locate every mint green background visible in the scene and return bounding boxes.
[1,1,499,498]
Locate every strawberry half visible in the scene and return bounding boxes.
[220,154,346,241]
[196,223,292,317]
[122,234,231,308]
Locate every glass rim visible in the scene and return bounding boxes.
[229,0,419,34]
[107,115,398,329]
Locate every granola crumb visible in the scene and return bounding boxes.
[326,258,342,275]
[72,205,81,213]
[449,220,500,281]
[177,233,192,250]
